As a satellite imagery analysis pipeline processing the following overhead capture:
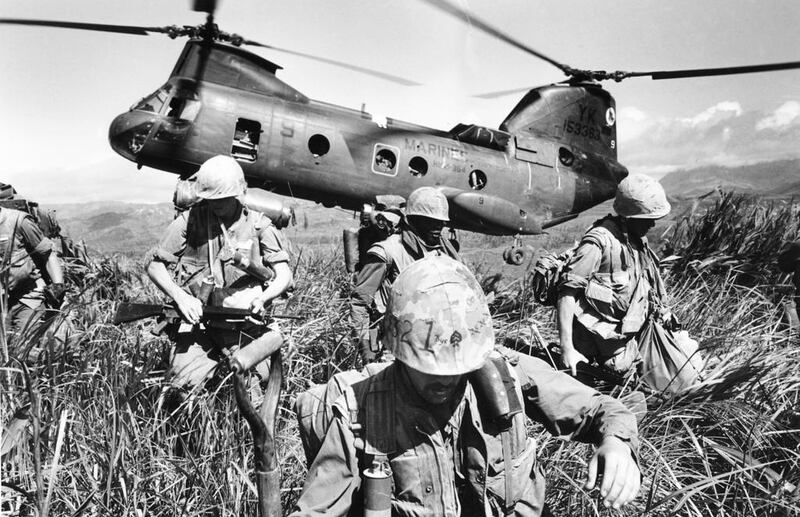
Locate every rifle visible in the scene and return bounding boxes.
[113,302,302,334]
[542,343,627,386]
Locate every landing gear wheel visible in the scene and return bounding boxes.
[508,246,527,265]
[503,245,528,265]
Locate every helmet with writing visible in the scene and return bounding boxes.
[405,187,450,222]
[613,174,671,219]
[195,155,247,200]
[383,255,493,375]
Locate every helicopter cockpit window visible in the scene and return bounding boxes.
[166,96,201,122]
[372,145,399,176]
[468,170,487,190]
[231,119,261,162]
[132,86,171,113]
[409,156,428,177]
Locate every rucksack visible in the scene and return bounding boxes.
[530,247,576,306]
[294,362,392,467]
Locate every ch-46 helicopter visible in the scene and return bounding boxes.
[3,0,800,265]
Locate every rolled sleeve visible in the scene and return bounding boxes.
[259,225,290,266]
[513,352,638,454]
[147,214,188,265]
[559,241,602,290]
[16,215,53,260]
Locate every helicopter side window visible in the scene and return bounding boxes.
[231,119,261,162]
[468,170,487,190]
[409,156,428,177]
[372,145,399,176]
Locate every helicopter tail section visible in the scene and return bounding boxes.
[500,83,619,161]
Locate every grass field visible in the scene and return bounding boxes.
[2,191,799,516]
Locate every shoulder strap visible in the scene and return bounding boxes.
[347,367,397,468]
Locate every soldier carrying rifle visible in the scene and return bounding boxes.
[145,155,293,411]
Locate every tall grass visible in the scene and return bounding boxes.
[2,193,799,516]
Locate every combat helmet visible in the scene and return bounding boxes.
[613,174,671,219]
[195,155,247,200]
[382,255,493,375]
[405,187,449,221]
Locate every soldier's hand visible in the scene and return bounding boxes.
[43,283,67,308]
[585,436,641,510]
[250,296,269,316]
[562,347,589,377]
[175,292,203,324]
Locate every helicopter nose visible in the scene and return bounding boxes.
[108,111,157,162]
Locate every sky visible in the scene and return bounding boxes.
[1,0,799,203]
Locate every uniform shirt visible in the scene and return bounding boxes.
[560,216,663,339]
[149,204,289,289]
[291,350,639,517]
[0,208,54,303]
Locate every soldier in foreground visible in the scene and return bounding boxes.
[1,202,66,355]
[350,186,459,362]
[294,256,640,516]
[146,155,293,408]
[557,174,671,377]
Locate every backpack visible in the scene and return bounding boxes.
[530,247,576,306]
[294,363,392,467]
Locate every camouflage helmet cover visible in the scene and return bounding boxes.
[383,255,494,375]
[195,155,247,200]
[405,186,450,222]
[613,174,671,219]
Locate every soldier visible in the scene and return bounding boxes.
[293,256,640,516]
[146,155,293,407]
[557,174,671,377]
[1,204,66,355]
[350,186,459,362]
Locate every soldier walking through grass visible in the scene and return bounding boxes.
[1,203,66,359]
[294,255,641,516]
[350,186,459,363]
[146,155,293,412]
[557,174,672,379]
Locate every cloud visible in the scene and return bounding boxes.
[755,101,800,131]
[618,100,800,174]
[680,101,742,127]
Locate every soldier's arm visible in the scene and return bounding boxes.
[251,224,293,313]
[291,411,361,517]
[514,354,640,508]
[556,242,602,374]
[515,352,638,448]
[145,214,200,323]
[350,257,389,362]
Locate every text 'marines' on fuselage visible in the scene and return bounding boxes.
[108,40,627,239]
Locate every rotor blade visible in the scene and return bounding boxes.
[242,40,421,86]
[416,0,571,75]
[0,18,170,36]
[628,60,800,80]
[472,86,535,99]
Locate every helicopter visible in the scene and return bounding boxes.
[3,0,799,265]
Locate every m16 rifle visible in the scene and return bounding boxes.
[540,343,627,387]
[114,302,300,335]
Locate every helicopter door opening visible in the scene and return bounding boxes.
[231,119,261,162]
[372,144,399,176]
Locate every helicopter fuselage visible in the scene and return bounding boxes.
[109,40,627,235]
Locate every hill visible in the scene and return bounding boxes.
[660,158,800,198]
